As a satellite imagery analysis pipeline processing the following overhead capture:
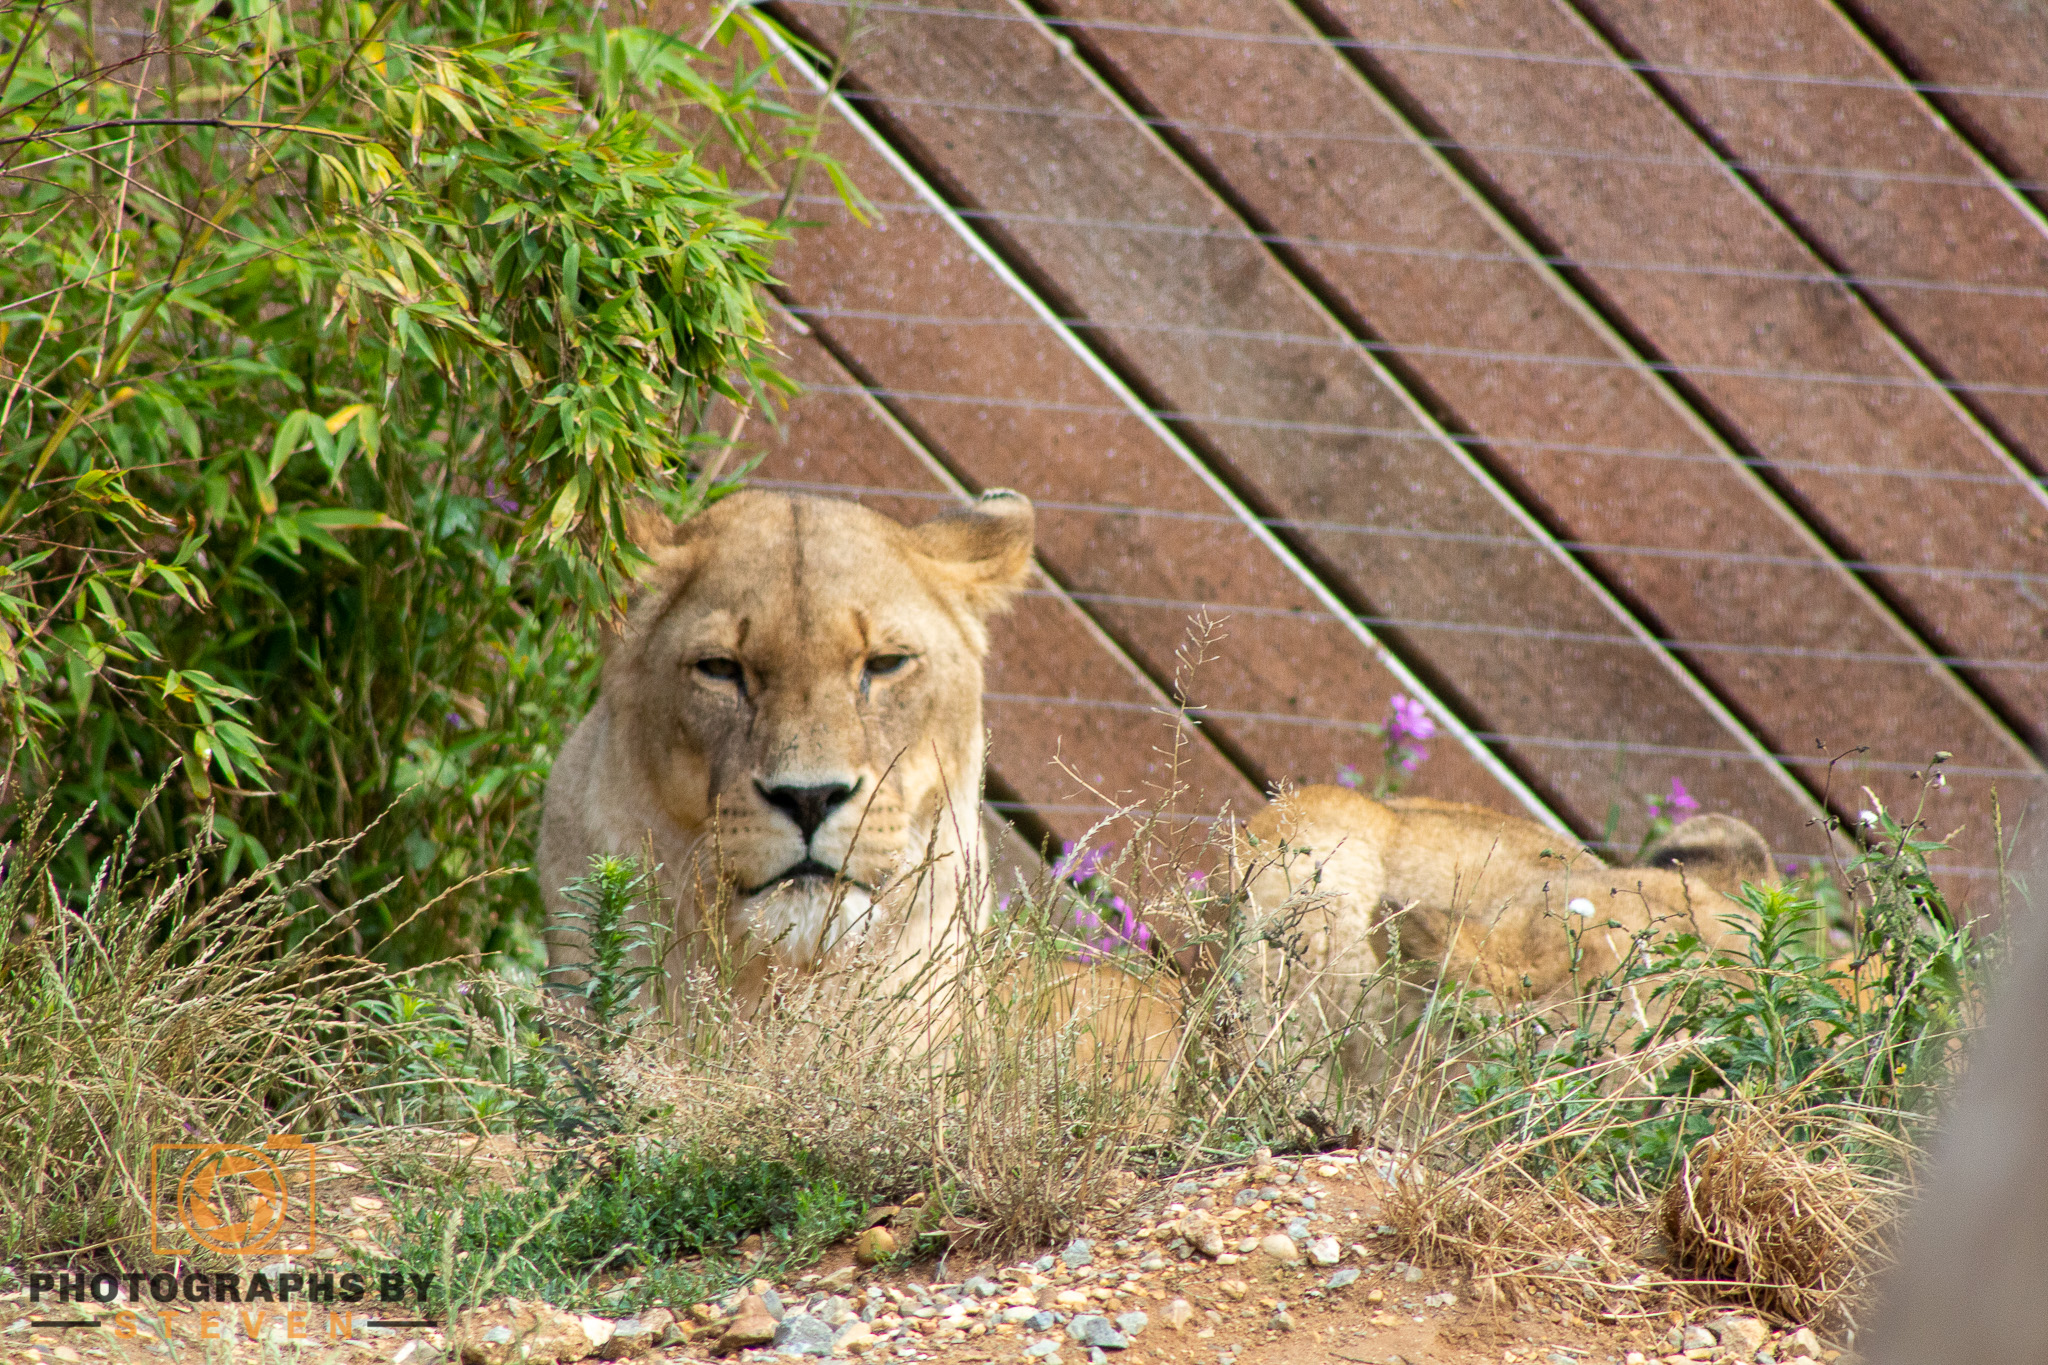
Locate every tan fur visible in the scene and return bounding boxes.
[537,489,1034,1009]
[1239,785,1775,1036]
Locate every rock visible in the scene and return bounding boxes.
[1062,1239,1094,1269]
[1304,1237,1340,1267]
[1219,1280,1249,1302]
[1025,1311,1057,1333]
[1284,1220,1310,1241]
[1257,1234,1301,1265]
[829,1323,877,1357]
[1055,1291,1091,1308]
[854,1228,897,1266]
[1064,1316,1127,1350]
[1159,1301,1194,1332]
[644,1309,679,1347]
[457,1302,595,1365]
[1114,1313,1147,1338]
[1177,1211,1226,1259]
[1783,1329,1823,1359]
[578,1316,616,1352]
[819,1267,861,1293]
[1268,1308,1295,1332]
[1002,1307,1040,1325]
[1024,1343,1060,1359]
[1034,1255,1057,1273]
[813,1299,853,1328]
[760,1290,786,1322]
[597,1318,655,1360]
[1137,1254,1166,1272]
[963,1278,1001,1299]
[1710,1317,1768,1358]
[715,1296,780,1356]
[1090,1351,1108,1365]
[1681,1325,1717,1352]
[1232,1189,1261,1209]
[1402,1266,1424,1283]
[1422,1293,1455,1310]
[1325,1268,1359,1290]
[774,1315,835,1358]
[1235,1238,1260,1255]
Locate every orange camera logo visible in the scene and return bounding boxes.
[149,1136,318,1256]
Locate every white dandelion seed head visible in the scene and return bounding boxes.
[1568,897,1596,918]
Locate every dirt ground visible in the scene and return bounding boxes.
[0,1145,1843,1365]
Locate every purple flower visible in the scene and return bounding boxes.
[1186,869,1207,887]
[1667,777,1700,815]
[1399,747,1427,773]
[1388,694,1437,744]
[1335,763,1363,790]
[483,480,520,515]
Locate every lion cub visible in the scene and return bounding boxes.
[1242,785,1776,1026]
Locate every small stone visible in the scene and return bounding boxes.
[1681,1326,1717,1352]
[1090,1351,1108,1365]
[1267,1308,1295,1333]
[830,1323,877,1357]
[1219,1281,1249,1303]
[1236,1238,1261,1255]
[964,1278,1001,1299]
[1784,1330,1822,1359]
[1063,1240,1094,1269]
[580,1316,617,1351]
[1056,1291,1091,1308]
[1114,1313,1147,1338]
[1232,1189,1260,1209]
[1025,1312,1057,1333]
[855,1228,897,1266]
[598,1318,656,1360]
[1177,1211,1226,1259]
[1625,1354,1646,1365]
[1422,1293,1455,1310]
[1304,1237,1340,1267]
[716,1297,781,1356]
[1159,1301,1194,1332]
[820,1267,861,1293]
[1066,1315,1127,1350]
[1256,1234,1300,1265]
[1002,1307,1039,1325]
[774,1309,831,1358]
[1284,1220,1310,1241]
[1402,1266,1423,1283]
[1137,1254,1166,1272]
[813,1299,854,1328]
[1035,1255,1058,1273]
[1325,1268,1359,1290]
[1024,1343,1060,1359]
[1710,1318,1767,1358]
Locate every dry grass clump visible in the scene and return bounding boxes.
[610,845,1191,1253]
[1660,1108,1906,1324]
[0,790,435,1265]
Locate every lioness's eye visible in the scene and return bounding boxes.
[695,657,743,683]
[864,653,914,678]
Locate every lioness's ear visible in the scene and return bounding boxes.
[909,489,1035,617]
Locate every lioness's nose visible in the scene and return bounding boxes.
[757,780,860,842]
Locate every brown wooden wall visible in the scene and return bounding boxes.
[657,0,2048,907]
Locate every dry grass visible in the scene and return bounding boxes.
[1660,1107,1908,1325]
[0,787,461,1265]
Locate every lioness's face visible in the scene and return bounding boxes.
[607,490,1033,963]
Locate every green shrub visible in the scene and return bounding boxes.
[0,0,843,962]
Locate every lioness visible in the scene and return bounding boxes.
[537,488,1035,1007]
[1240,785,1775,1063]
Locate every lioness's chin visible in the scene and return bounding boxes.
[730,876,885,971]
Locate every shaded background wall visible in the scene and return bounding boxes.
[663,0,2048,908]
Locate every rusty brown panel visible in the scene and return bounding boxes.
[1033,0,2028,897]
[754,331,1265,837]
[769,0,1826,856]
[1579,1,2048,476]
[748,127,1555,829]
[1305,0,2044,859]
[1845,0,2048,193]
